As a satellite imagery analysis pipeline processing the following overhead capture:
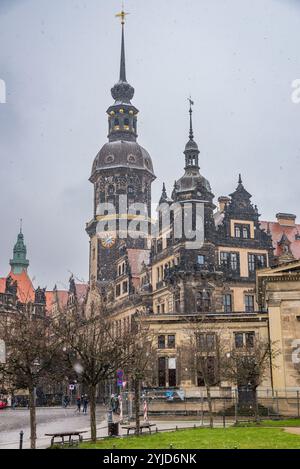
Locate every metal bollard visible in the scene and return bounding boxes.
[19,430,24,450]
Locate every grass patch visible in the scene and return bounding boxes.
[79,427,300,449]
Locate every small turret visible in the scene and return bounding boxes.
[9,222,30,274]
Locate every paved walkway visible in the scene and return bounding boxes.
[284,427,300,436]
[0,407,234,449]
[0,406,106,449]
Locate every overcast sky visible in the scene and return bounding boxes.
[0,0,299,288]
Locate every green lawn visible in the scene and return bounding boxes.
[80,427,300,449]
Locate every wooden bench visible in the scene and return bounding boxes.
[45,431,88,447]
[121,423,156,436]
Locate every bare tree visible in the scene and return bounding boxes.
[53,300,141,442]
[223,336,279,420]
[125,313,157,435]
[184,317,228,428]
[0,306,64,449]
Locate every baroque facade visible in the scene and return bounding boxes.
[84,17,300,396]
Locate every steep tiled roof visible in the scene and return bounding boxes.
[0,270,35,303]
[260,220,300,259]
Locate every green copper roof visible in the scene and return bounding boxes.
[9,229,29,274]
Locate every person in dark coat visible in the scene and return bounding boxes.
[76,396,81,412]
[83,395,88,414]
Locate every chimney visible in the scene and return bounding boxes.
[218,196,230,213]
[276,213,296,227]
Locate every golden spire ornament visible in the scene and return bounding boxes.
[115,2,130,25]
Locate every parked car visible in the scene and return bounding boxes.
[0,400,8,409]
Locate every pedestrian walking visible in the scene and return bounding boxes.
[83,395,88,414]
[76,396,81,413]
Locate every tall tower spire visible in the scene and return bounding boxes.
[184,98,199,170]
[116,7,129,82]
[107,7,138,142]
[188,97,194,140]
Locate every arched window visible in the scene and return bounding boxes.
[234,225,241,238]
[243,226,249,239]
[114,118,119,126]
[124,118,130,126]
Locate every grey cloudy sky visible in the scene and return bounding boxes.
[0,0,299,288]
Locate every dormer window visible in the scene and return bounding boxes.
[234,223,250,239]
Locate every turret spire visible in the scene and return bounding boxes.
[183,98,199,170]
[188,97,194,140]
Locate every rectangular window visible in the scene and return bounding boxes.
[197,255,205,265]
[248,254,256,273]
[245,295,254,313]
[220,252,229,266]
[156,267,160,281]
[161,303,165,314]
[246,332,255,348]
[122,281,128,294]
[248,254,266,273]
[234,225,241,238]
[206,334,216,351]
[235,333,244,349]
[116,284,121,297]
[234,223,250,239]
[230,253,238,271]
[223,294,232,313]
[157,305,161,314]
[197,333,215,351]
[158,335,165,349]
[256,255,266,268]
[167,335,176,348]
[158,357,166,387]
[242,225,250,239]
[234,332,255,348]
[220,252,239,272]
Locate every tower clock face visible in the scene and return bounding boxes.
[100,234,116,249]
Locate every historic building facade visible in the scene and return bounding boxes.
[83,15,300,397]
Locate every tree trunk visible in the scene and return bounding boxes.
[29,386,37,449]
[206,386,214,428]
[89,385,97,442]
[253,387,259,422]
[134,377,140,436]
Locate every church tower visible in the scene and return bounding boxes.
[86,10,156,285]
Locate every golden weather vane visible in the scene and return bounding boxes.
[115,2,130,25]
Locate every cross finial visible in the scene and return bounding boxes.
[20,218,23,234]
[115,3,130,25]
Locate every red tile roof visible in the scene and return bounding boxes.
[260,220,300,259]
[0,270,35,303]
[0,277,6,294]
[0,268,88,315]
